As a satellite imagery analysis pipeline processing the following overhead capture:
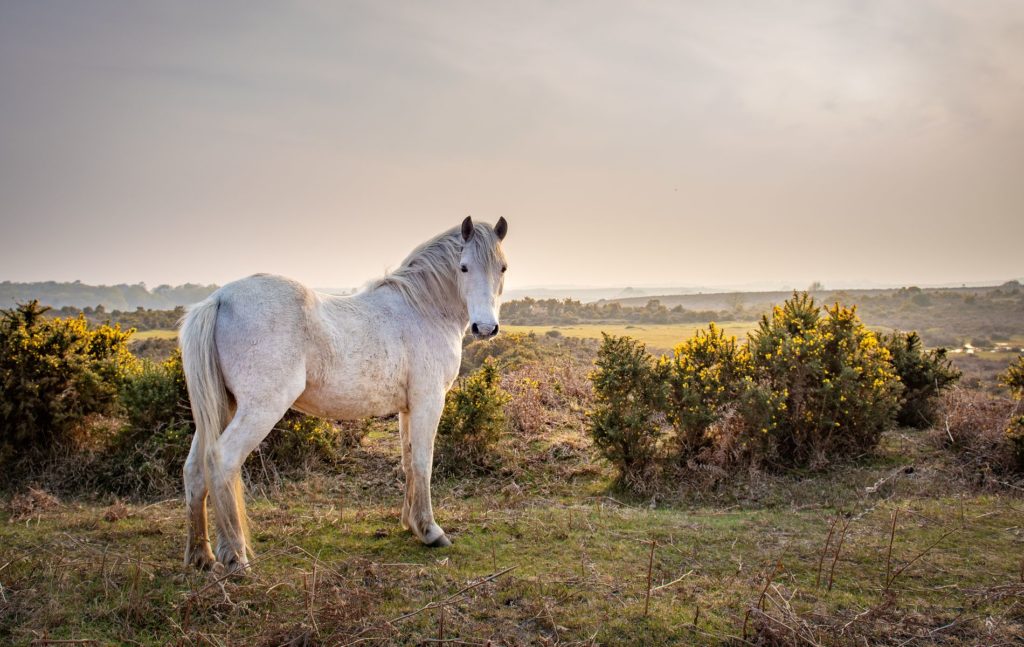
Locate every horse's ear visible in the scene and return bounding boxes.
[461,216,474,242]
[495,217,508,241]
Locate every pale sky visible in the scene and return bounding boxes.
[1,1,1022,290]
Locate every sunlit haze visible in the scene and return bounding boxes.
[1,2,1022,291]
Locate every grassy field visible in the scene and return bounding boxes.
[130,328,178,341]
[3,426,1023,645]
[504,322,760,353]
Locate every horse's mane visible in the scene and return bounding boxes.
[370,222,506,321]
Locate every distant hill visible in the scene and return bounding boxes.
[0,281,218,310]
[502,286,707,303]
[600,282,1023,312]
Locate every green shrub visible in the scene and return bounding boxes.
[437,358,510,472]
[661,323,750,460]
[744,294,903,468]
[588,334,663,481]
[0,301,136,468]
[257,411,365,473]
[1002,355,1024,398]
[99,350,193,496]
[1001,356,1024,470]
[1006,415,1024,471]
[880,331,960,428]
[120,350,189,430]
[100,420,194,497]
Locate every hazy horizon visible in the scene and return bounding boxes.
[2,2,1022,290]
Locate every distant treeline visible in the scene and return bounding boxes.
[0,281,217,310]
[849,284,1024,348]
[51,305,185,331]
[500,297,729,325]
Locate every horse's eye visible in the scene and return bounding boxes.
[460,264,468,273]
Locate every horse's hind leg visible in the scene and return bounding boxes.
[183,432,217,570]
[209,383,302,571]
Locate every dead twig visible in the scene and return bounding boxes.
[651,569,694,593]
[827,517,851,592]
[886,527,961,591]
[643,540,656,617]
[304,552,320,639]
[743,561,782,640]
[815,514,839,588]
[884,508,899,593]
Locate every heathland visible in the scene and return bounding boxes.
[1,286,1023,645]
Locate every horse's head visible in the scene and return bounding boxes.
[458,216,508,338]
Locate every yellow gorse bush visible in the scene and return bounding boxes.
[1,300,137,468]
[661,322,750,459]
[589,293,908,479]
[744,295,903,467]
[999,355,1024,469]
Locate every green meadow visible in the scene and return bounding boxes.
[3,423,1023,645]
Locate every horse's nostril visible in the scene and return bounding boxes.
[471,322,498,337]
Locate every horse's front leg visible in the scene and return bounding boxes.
[399,411,413,530]
[406,395,451,547]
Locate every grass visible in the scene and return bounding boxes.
[3,425,1023,645]
[503,322,760,354]
[130,329,178,341]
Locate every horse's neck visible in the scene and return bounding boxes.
[375,280,468,336]
[411,283,469,335]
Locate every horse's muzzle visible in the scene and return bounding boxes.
[471,322,499,338]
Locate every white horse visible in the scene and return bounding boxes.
[179,217,508,571]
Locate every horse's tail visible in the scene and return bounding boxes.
[179,295,251,560]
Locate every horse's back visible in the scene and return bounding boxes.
[217,273,316,311]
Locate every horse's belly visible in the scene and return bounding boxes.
[294,376,405,420]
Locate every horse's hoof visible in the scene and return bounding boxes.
[189,551,217,571]
[187,542,218,571]
[426,534,452,548]
[218,557,249,575]
[215,547,250,575]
